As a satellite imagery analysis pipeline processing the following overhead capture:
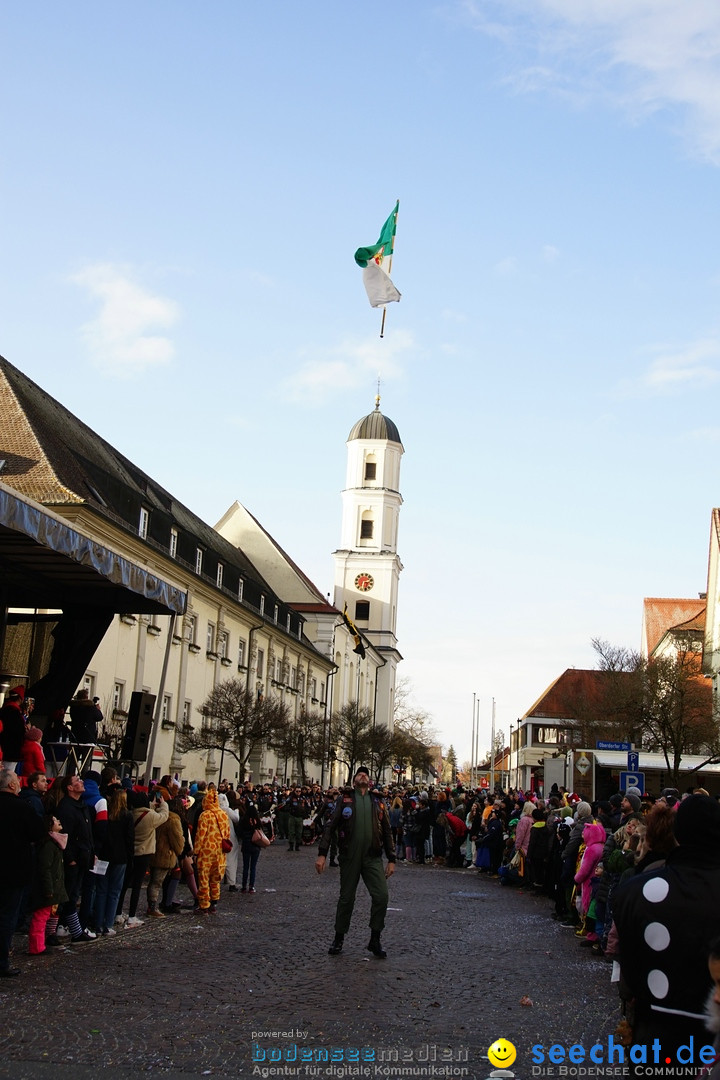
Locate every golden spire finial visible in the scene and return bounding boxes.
[375,376,381,411]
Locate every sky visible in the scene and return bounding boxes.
[3,0,720,764]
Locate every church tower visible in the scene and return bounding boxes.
[333,396,403,730]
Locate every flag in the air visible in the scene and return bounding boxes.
[342,603,366,660]
[354,202,401,308]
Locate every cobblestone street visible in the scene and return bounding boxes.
[0,845,621,1080]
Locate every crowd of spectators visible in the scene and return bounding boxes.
[3,710,720,1070]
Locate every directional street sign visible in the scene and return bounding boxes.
[620,770,645,792]
[596,740,631,751]
[627,751,639,772]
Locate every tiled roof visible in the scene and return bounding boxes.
[643,597,706,657]
[521,668,620,721]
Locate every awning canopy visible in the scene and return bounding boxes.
[590,749,720,775]
[0,483,186,616]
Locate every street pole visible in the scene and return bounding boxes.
[490,697,496,794]
[471,692,476,788]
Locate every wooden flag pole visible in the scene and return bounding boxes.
[379,199,399,339]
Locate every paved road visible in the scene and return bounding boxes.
[0,845,621,1080]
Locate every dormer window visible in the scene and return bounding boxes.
[217,563,224,589]
[260,595,265,616]
[195,548,203,575]
[238,578,244,602]
[138,507,149,539]
[169,528,178,558]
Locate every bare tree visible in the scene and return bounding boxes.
[393,677,438,743]
[176,677,290,780]
[588,638,717,784]
[268,706,325,783]
[328,701,374,783]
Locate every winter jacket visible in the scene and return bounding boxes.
[95,811,134,865]
[514,813,534,856]
[0,790,46,885]
[0,701,25,761]
[56,794,95,869]
[574,822,606,913]
[30,834,68,910]
[318,788,395,861]
[150,812,185,869]
[19,737,45,779]
[132,800,169,856]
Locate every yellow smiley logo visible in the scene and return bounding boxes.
[487,1039,517,1068]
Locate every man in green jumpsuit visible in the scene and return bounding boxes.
[315,766,395,958]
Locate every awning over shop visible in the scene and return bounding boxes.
[0,483,186,615]
[589,749,720,775]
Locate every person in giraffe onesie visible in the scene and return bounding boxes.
[193,787,230,913]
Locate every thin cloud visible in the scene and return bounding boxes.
[641,337,720,389]
[494,256,518,276]
[281,331,412,405]
[69,263,180,377]
[543,244,560,263]
[463,0,720,161]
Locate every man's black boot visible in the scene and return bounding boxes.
[367,932,387,959]
[288,844,294,852]
[295,843,301,851]
[328,934,344,956]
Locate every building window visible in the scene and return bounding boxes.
[169,528,178,558]
[290,666,297,690]
[355,601,370,621]
[273,604,278,624]
[260,595,265,616]
[161,694,172,724]
[257,648,264,678]
[365,461,377,480]
[82,673,96,697]
[360,519,373,539]
[238,578,244,602]
[182,700,192,725]
[311,678,317,700]
[113,681,124,711]
[186,614,196,644]
[218,630,228,659]
[217,563,224,589]
[206,622,215,653]
[286,613,291,633]
[238,639,246,667]
[195,548,203,575]
[138,507,149,539]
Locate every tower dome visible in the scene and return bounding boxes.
[348,398,402,446]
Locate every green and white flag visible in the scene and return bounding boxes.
[354,202,401,308]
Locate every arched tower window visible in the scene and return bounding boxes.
[360,511,374,545]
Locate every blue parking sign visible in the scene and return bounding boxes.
[620,770,645,792]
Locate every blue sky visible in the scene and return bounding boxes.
[3,0,720,764]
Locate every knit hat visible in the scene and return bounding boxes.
[419,791,429,802]
[575,801,592,821]
[674,794,720,849]
[623,792,642,812]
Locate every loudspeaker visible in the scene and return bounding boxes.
[122,691,156,762]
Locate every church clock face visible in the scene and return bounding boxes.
[354,572,374,592]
